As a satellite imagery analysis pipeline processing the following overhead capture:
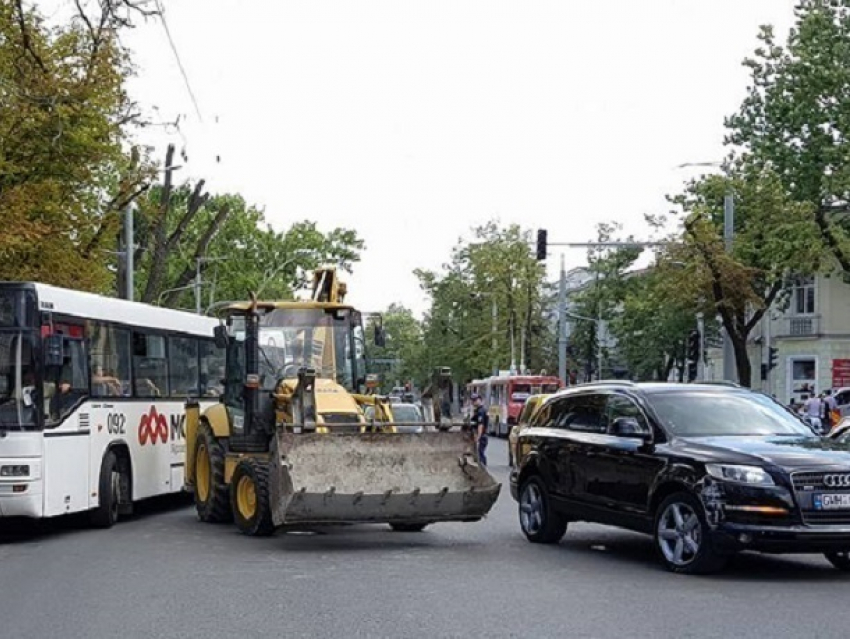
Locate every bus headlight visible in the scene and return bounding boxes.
[0,465,30,477]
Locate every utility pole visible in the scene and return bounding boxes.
[696,312,705,381]
[509,316,516,374]
[722,192,736,382]
[558,255,567,385]
[763,308,772,393]
[520,324,526,375]
[194,258,202,315]
[491,297,498,377]
[123,202,135,301]
[595,269,603,381]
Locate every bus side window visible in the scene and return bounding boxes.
[133,332,168,398]
[88,322,131,398]
[169,336,199,397]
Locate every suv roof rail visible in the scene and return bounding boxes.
[569,380,637,388]
[698,381,742,388]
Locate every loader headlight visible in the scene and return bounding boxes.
[0,465,30,477]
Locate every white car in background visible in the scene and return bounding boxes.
[363,402,426,433]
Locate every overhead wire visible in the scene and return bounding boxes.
[154,0,203,122]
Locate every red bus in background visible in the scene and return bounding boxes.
[464,374,563,438]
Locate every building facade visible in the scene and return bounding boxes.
[706,274,850,402]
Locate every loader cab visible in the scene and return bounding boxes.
[216,303,369,397]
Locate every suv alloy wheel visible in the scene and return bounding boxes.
[519,476,568,544]
[654,492,727,575]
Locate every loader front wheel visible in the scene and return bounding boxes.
[231,460,275,537]
[193,422,231,523]
[390,523,429,532]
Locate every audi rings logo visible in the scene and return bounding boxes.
[823,474,850,488]
[139,406,168,446]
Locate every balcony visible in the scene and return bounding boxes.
[775,315,821,339]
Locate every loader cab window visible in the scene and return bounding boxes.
[223,315,246,410]
[338,316,366,394]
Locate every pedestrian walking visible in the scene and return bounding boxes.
[823,389,839,433]
[469,393,489,466]
[803,392,824,434]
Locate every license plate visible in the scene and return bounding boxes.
[814,494,850,510]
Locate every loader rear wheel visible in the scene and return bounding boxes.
[231,460,275,537]
[193,422,231,523]
[390,523,429,532]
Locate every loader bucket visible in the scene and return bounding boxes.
[268,431,501,527]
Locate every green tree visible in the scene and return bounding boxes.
[415,221,553,386]
[132,177,365,309]
[367,304,425,390]
[726,0,850,271]
[565,223,642,381]
[0,1,152,291]
[665,167,822,386]
[611,262,715,382]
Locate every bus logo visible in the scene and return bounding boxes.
[139,406,169,445]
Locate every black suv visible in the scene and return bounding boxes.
[510,381,850,574]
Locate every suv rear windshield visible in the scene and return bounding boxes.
[649,391,814,438]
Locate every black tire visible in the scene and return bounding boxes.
[390,523,429,532]
[653,492,729,575]
[230,459,275,536]
[518,475,567,544]
[825,550,850,571]
[90,451,120,528]
[193,421,231,523]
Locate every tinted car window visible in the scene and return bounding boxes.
[549,394,606,433]
[606,394,650,435]
[649,391,815,437]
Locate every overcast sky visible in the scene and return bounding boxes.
[66,0,798,315]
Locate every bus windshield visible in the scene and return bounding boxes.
[0,331,38,430]
[0,289,39,430]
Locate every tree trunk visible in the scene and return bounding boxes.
[732,335,753,388]
[140,144,175,303]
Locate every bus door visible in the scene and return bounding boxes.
[41,320,92,517]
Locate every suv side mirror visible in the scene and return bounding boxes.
[213,325,229,349]
[610,416,650,440]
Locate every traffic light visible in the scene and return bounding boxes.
[768,346,778,371]
[687,329,701,364]
[536,229,547,261]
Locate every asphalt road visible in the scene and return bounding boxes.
[3,440,850,639]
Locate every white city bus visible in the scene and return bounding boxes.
[0,282,224,527]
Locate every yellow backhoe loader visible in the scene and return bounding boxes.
[184,267,500,536]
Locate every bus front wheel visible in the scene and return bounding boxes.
[90,451,121,528]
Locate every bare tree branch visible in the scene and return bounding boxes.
[162,203,231,306]
[165,179,208,254]
[13,0,47,73]
[140,144,175,303]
